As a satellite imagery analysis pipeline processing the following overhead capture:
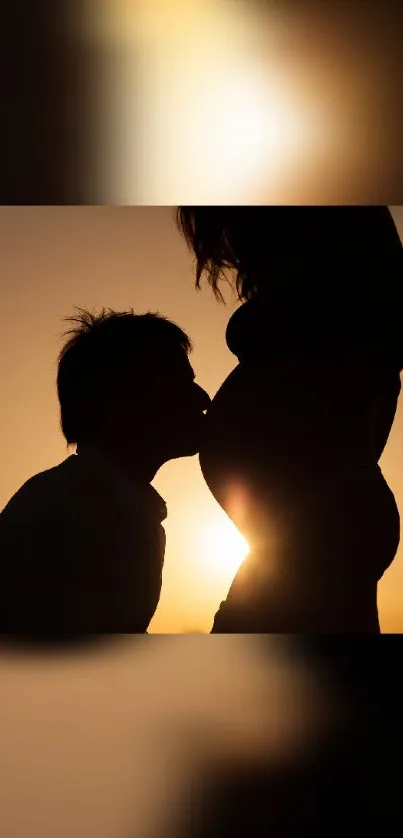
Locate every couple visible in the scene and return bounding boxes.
[1,206,402,637]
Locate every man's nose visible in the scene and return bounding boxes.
[193,383,211,411]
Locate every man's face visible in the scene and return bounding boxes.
[135,348,211,461]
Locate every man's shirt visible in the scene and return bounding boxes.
[0,450,167,635]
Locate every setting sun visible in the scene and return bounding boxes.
[195,514,249,582]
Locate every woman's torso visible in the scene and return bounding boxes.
[205,282,402,491]
[199,290,401,585]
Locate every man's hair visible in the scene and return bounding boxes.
[176,207,403,303]
[57,308,192,444]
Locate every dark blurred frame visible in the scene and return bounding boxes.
[0,1,95,204]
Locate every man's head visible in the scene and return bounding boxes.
[57,308,210,477]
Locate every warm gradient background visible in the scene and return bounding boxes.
[0,636,333,838]
[1,205,403,632]
[4,2,402,206]
[82,0,402,204]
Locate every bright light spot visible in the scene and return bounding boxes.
[85,0,371,203]
[172,64,298,202]
[133,55,317,204]
[195,515,249,582]
[98,0,320,202]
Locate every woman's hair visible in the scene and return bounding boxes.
[57,307,192,444]
[177,207,403,303]
[177,208,253,301]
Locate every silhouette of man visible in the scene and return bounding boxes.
[0,308,210,638]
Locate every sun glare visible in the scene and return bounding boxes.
[196,515,249,582]
[95,0,321,203]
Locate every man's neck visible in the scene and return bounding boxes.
[76,441,161,486]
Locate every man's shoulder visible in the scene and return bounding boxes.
[0,455,167,534]
[0,457,77,520]
[0,455,117,548]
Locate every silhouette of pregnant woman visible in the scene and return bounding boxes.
[178,207,403,633]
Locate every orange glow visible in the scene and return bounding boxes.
[1,206,403,632]
[81,0,401,203]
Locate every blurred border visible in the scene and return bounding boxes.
[1,0,402,204]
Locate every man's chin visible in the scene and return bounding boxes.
[170,420,206,460]
[169,435,202,460]
[173,443,200,460]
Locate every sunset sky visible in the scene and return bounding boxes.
[1,205,403,633]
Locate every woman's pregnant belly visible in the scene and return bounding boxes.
[200,360,377,522]
[199,361,400,630]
